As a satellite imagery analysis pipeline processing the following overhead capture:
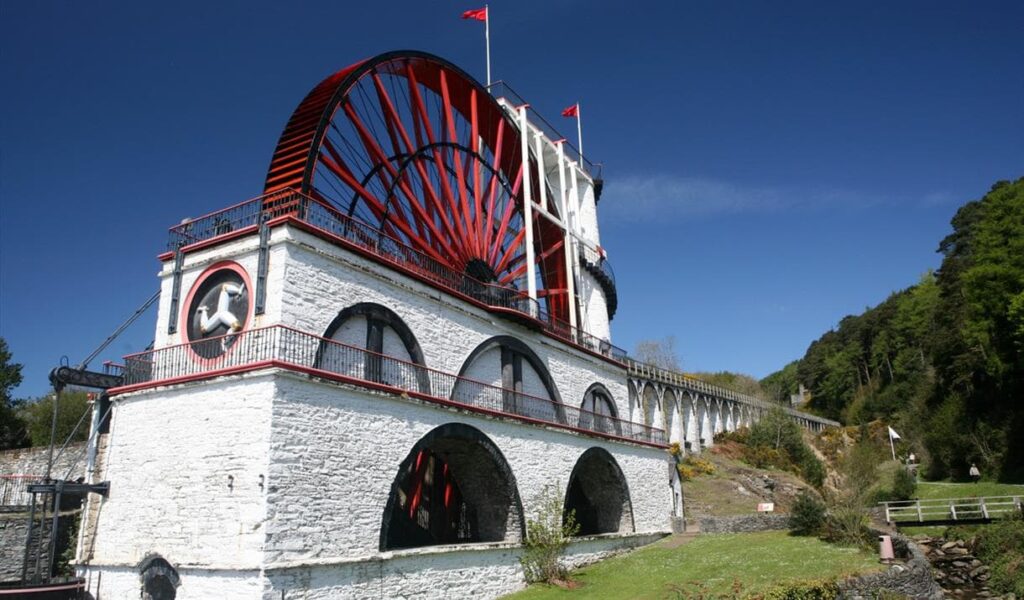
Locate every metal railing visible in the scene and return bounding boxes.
[120,325,665,446]
[486,80,600,178]
[626,360,841,427]
[882,496,1024,524]
[0,474,37,507]
[579,244,615,288]
[165,190,627,363]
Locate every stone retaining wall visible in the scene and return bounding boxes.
[0,444,86,479]
[838,531,943,600]
[697,514,790,533]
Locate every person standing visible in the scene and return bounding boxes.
[969,463,981,483]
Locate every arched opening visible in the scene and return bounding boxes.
[454,336,564,423]
[139,555,180,600]
[316,302,430,393]
[380,423,524,551]
[579,383,621,435]
[642,385,660,430]
[664,389,679,443]
[563,448,634,536]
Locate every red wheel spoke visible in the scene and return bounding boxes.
[319,148,448,265]
[493,228,527,277]
[371,72,406,158]
[499,238,564,284]
[342,104,463,262]
[489,165,523,265]
[481,119,505,254]
[470,89,483,257]
[439,70,479,257]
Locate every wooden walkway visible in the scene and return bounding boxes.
[882,495,1023,526]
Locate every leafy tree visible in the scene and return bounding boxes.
[0,337,29,450]
[761,360,800,404]
[18,390,92,448]
[769,177,1024,480]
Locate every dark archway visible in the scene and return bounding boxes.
[578,383,621,435]
[139,554,180,600]
[454,336,565,423]
[379,423,525,551]
[563,447,634,536]
[315,302,430,393]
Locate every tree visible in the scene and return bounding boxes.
[633,336,681,371]
[0,337,28,449]
[761,360,800,404]
[691,370,764,398]
[18,390,92,448]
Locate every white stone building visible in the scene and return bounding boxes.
[75,51,675,599]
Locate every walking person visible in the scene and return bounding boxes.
[969,462,981,483]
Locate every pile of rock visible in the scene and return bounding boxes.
[914,536,1009,599]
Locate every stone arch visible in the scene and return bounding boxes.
[663,388,680,443]
[379,423,525,551]
[628,380,642,424]
[579,383,621,435]
[139,554,180,600]
[455,336,564,423]
[642,384,661,430]
[316,302,430,393]
[698,398,713,447]
[563,447,635,535]
[682,393,698,450]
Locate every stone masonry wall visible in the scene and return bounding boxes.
[263,372,670,565]
[697,514,790,534]
[275,229,631,418]
[87,374,274,570]
[0,444,86,480]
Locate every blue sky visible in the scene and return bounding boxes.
[1,1,1021,398]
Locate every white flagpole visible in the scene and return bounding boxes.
[575,102,583,163]
[485,5,491,86]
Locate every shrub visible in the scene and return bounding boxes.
[520,485,580,584]
[762,579,839,600]
[789,490,827,537]
[669,442,683,458]
[970,514,1024,596]
[821,506,872,548]
[798,453,826,488]
[890,467,917,501]
[676,456,715,482]
[746,446,790,470]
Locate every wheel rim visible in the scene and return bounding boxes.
[264,51,570,322]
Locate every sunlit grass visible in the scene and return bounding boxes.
[504,531,882,599]
[915,481,1024,500]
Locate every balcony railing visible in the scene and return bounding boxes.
[166,190,626,363]
[120,325,664,447]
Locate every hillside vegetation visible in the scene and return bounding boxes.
[763,178,1024,481]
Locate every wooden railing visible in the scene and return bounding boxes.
[882,495,1024,524]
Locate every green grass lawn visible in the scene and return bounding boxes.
[505,531,883,599]
[915,481,1024,500]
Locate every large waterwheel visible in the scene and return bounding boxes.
[263,51,570,323]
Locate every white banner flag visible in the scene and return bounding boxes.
[888,426,901,440]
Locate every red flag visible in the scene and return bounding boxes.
[561,104,579,118]
[462,7,487,21]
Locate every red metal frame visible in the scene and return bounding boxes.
[262,51,571,323]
